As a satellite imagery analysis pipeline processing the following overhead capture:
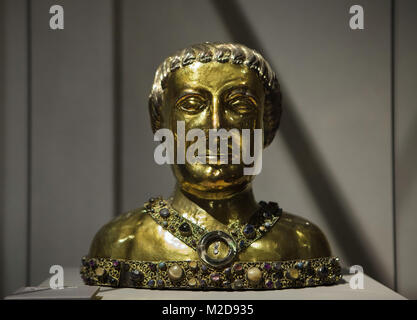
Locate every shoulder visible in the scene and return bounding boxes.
[275,211,332,258]
[244,209,332,261]
[87,207,153,258]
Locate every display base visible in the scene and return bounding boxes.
[5,267,405,300]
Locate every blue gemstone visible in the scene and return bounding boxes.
[157,279,164,287]
[275,280,282,289]
[243,224,255,235]
[147,279,155,287]
[272,262,282,271]
[317,266,329,277]
[158,262,166,270]
[263,211,272,218]
[239,240,246,249]
[159,208,170,218]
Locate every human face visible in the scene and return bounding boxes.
[162,62,265,198]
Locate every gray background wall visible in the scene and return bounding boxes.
[1,0,416,299]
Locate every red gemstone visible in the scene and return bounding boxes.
[233,264,243,272]
[210,273,221,282]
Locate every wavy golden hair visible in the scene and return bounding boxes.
[148,42,282,147]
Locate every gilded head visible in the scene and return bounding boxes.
[149,42,282,197]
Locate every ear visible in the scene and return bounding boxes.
[263,90,282,148]
[148,94,162,134]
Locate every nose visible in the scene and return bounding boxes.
[210,96,221,129]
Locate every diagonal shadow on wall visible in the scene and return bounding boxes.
[211,0,383,282]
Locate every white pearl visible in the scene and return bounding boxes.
[247,267,262,284]
[168,264,184,281]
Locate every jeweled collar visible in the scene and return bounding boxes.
[80,196,342,291]
[145,196,282,268]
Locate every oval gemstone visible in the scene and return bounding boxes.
[210,273,221,282]
[188,261,198,271]
[263,211,272,218]
[286,268,300,280]
[317,265,329,278]
[247,267,262,284]
[233,263,243,273]
[275,280,282,289]
[179,222,191,235]
[224,267,232,276]
[243,224,255,238]
[168,264,184,281]
[232,279,243,290]
[159,208,170,218]
[95,267,104,276]
[131,269,143,281]
[147,279,155,287]
[272,262,282,271]
[188,278,198,287]
[265,279,273,288]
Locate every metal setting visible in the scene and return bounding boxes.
[197,231,237,269]
[80,256,342,290]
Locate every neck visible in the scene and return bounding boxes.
[171,183,259,227]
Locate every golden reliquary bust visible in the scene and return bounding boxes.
[81,42,341,290]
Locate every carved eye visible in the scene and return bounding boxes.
[227,94,257,114]
[176,94,206,113]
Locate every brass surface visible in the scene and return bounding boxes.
[88,44,332,266]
